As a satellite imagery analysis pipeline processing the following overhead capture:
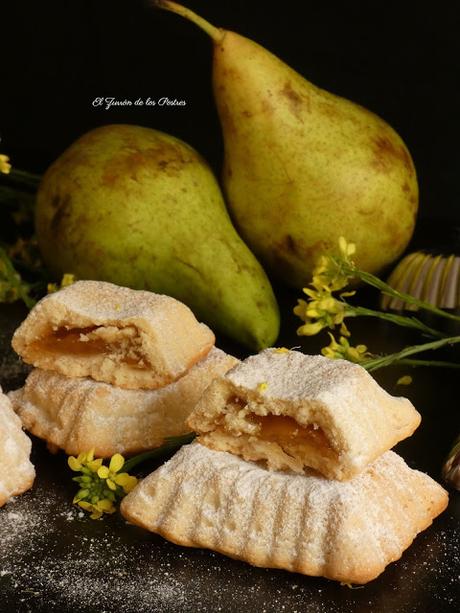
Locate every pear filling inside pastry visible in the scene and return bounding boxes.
[31,325,151,370]
[202,394,339,475]
[249,414,333,454]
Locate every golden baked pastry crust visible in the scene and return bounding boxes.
[188,349,421,480]
[9,348,237,457]
[12,280,215,390]
[120,442,448,584]
[0,388,35,507]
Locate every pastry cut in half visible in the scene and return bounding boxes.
[0,388,35,507]
[120,442,448,584]
[188,349,421,480]
[12,280,215,389]
[9,348,237,457]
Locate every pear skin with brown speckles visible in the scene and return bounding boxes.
[35,124,279,350]
[158,1,418,287]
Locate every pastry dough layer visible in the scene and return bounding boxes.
[9,348,237,458]
[12,280,215,389]
[121,443,448,584]
[188,349,421,480]
[0,388,35,507]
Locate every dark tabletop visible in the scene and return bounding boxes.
[0,293,459,613]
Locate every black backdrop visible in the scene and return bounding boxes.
[1,0,459,223]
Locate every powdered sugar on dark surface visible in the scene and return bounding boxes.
[0,443,459,613]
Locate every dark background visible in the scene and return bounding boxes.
[1,0,459,222]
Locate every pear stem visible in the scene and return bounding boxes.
[155,1,225,44]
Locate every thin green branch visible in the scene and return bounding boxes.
[349,304,447,338]
[362,336,460,372]
[397,358,460,369]
[6,168,42,190]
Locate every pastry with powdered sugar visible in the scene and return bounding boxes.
[188,349,421,481]
[121,442,448,584]
[9,348,237,457]
[0,387,35,507]
[11,280,215,390]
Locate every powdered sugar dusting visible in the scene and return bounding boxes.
[8,348,237,457]
[14,280,200,327]
[0,390,35,505]
[0,456,458,613]
[11,280,215,390]
[226,349,412,407]
[193,349,420,481]
[122,443,449,585]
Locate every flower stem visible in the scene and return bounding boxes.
[362,336,460,372]
[123,432,195,472]
[397,358,460,369]
[350,305,446,338]
[5,168,41,191]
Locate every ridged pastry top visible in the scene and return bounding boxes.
[121,442,448,584]
[189,349,421,479]
[11,280,215,389]
[0,388,35,506]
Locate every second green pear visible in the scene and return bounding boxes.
[35,125,279,350]
[159,2,419,287]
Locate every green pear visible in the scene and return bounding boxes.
[157,2,418,287]
[35,124,280,350]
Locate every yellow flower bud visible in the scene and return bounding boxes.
[68,456,82,471]
[297,321,324,336]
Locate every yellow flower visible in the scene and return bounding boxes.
[97,453,138,493]
[294,237,359,338]
[0,154,11,174]
[310,237,357,293]
[321,333,371,364]
[68,450,138,519]
[68,449,103,473]
[295,290,347,337]
[47,273,77,294]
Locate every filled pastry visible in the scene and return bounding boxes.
[0,387,35,507]
[9,348,237,457]
[121,442,448,584]
[12,280,215,390]
[188,349,421,480]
